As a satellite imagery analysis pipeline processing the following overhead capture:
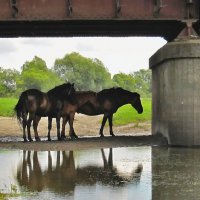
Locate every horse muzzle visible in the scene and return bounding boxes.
[138,108,143,114]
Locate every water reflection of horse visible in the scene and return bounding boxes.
[49,87,143,140]
[14,83,75,142]
[16,149,143,194]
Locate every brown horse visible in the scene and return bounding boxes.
[49,87,143,139]
[14,83,75,142]
[46,91,97,140]
[60,91,99,139]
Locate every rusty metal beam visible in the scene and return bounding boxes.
[0,19,187,41]
[0,0,199,41]
[1,0,198,20]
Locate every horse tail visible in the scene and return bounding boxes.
[14,92,27,126]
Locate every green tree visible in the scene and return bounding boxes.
[21,56,62,91]
[92,58,112,91]
[131,69,152,97]
[53,52,112,91]
[112,70,152,97]
[112,73,135,91]
[0,67,20,97]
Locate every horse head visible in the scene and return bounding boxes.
[50,82,76,100]
[58,82,76,99]
[131,92,143,114]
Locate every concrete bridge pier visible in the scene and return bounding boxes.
[150,39,200,146]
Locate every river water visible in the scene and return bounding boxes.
[0,147,200,200]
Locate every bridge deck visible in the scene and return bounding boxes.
[0,0,199,41]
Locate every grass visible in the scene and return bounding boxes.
[0,192,20,200]
[0,97,152,125]
[113,98,151,125]
[0,98,18,117]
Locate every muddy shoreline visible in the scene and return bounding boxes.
[0,134,167,151]
[0,115,159,151]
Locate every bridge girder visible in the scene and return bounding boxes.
[0,0,199,41]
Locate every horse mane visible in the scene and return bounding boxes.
[98,87,140,99]
[113,87,140,97]
[100,87,128,95]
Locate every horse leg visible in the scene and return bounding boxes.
[22,126,27,142]
[69,113,78,139]
[47,117,52,141]
[56,116,61,141]
[101,149,108,168]
[61,116,69,140]
[27,115,33,142]
[22,112,28,142]
[48,151,52,171]
[33,116,41,141]
[72,128,78,139]
[99,115,108,137]
[108,148,113,167]
[56,151,61,168]
[108,114,115,136]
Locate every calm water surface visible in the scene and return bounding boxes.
[0,147,200,200]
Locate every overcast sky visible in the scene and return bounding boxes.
[0,37,166,76]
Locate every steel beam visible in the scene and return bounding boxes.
[0,0,199,40]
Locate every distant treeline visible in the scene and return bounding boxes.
[0,52,151,98]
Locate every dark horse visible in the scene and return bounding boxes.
[56,87,143,139]
[14,83,75,142]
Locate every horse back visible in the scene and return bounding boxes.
[23,89,49,114]
[75,91,98,107]
[97,88,116,101]
[97,88,116,103]
[75,91,102,115]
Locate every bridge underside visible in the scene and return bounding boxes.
[0,0,199,41]
[0,19,189,41]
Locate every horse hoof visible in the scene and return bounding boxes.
[28,138,33,142]
[48,138,52,141]
[35,137,41,142]
[23,138,28,142]
[100,134,104,138]
[70,135,78,140]
[61,135,67,141]
[70,132,78,140]
[70,136,74,140]
[111,133,115,137]
[74,135,78,139]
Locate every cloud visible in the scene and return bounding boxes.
[0,40,17,54]
[20,38,54,47]
[0,37,167,74]
[76,42,95,52]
